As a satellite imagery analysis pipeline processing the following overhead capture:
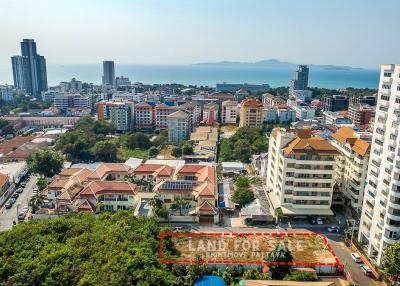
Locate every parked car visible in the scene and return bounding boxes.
[5,201,13,209]
[33,187,38,192]
[17,211,26,220]
[9,197,16,204]
[16,188,23,194]
[316,218,324,225]
[20,182,26,187]
[22,206,29,213]
[328,226,339,233]
[351,252,362,263]
[360,264,372,276]
[11,193,19,199]
[308,216,317,224]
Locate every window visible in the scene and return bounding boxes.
[384,72,392,77]
[381,95,390,101]
[379,105,388,112]
[382,84,391,89]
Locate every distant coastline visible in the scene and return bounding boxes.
[0,61,380,89]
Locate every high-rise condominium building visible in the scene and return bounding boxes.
[11,39,47,96]
[239,98,263,128]
[102,61,115,86]
[266,128,338,217]
[289,65,309,94]
[167,110,190,144]
[330,126,370,216]
[358,64,400,266]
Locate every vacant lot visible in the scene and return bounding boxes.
[167,233,337,265]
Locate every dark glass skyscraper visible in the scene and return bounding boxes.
[289,65,309,92]
[102,61,115,86]
[11,39,47,97]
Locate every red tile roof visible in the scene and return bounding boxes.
[79,181,138,198]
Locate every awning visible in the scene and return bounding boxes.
[281,206,334,216]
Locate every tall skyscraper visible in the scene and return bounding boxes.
[11,39,47,97]
[102,61,115,86]
[358,64,400,266]
[11,56,30,90]
[289,65,309,93]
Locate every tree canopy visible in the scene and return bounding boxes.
[0,212,176,286]
[28,150,64,178]
[219,127,268,163]
[265,244,293,279]
[382,242,400,284]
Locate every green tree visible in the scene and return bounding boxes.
[235,175,250,189]
[123,132,151,150]
[275,207,284,224]
[0,213,177,285]
[242,268,271,280]
[231,188,255,207]
[172,146,182,158]
[171,197,190,216]
[181,141,194,155]
[232,139,251,163]
[382,242,400,285]
[148,146,159,158]
[93,120,116,135]
[92,140,118,162]
[284,270,317,281]
[28,150,64,178]
[266,243,293,279]
[36,177,48,191]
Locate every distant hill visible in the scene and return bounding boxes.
[195,59,362,71]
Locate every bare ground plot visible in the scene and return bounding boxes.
[168,233,337,265]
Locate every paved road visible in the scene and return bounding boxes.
[327,236,379,286]
[0,176,37,231]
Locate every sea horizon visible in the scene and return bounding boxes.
[1,63,380,89]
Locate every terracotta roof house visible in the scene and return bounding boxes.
[155,164,218,223]
[77,181,139,212]
[87,163,132,181]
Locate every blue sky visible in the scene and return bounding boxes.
[1,0,400,70]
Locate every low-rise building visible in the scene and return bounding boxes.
[348,103,375,129]
[221,100,238,124]
[329,126,370,216]
[262,93,286,107]
[266,128,339,217]
[323,111,352,126]
[187,126,218,162]
[323,95,349,112]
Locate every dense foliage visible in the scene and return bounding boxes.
[0,119,14,136]
[382,242,400,284]
[265,244,293,279]
[231,176,255,207]
[28,149,65,178]
[0,212,176,286]
[55,116,167,162]
[283,270,317,281]
[219,127,268,163]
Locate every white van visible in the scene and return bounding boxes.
[351,252,362,263]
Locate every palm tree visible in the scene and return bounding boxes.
[171,197,189,216]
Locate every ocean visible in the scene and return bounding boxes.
[1,64,380,89]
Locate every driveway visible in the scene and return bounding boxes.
[0,175,38,231]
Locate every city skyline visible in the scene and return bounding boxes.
[1,0,400,73]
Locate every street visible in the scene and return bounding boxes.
[0,175,37,231]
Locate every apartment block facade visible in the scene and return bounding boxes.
[239,98,263,128]
[167,110,190,144]
[266,128,338,216]
[330,126,370,215]
[358,64,400,266]
[221,100,238,124]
